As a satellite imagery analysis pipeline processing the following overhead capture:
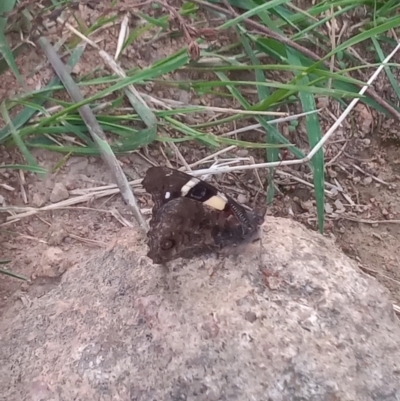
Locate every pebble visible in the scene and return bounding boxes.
[32,192,46,207]
[362,177,373,186]
[50,183,69,203]
[236,149,249,157]
[237,194,248,204]
[330,187,339,197]
[47,223,68,246]
[301,200,313,211]
[334,199,345,212]
[38,247,67,278]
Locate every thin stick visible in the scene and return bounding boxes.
[306,42,400,161]
[340,216,400,224]
[344,162,391,186]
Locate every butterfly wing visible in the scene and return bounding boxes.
[146,197,219,264]
[142,166,258,227]
[143,166,264,264]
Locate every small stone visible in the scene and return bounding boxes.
[47,223,68,246]
[236,149,249,157]
[244,311,257,323]
[50,183,69,203]
[334,199,345,211]
[237,194,248,204]
[32,192,46,207]
[300,200,313,211]
[330,187,339,197]
[37,247,67,278]
[362,177,373,186]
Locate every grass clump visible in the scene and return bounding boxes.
[0,0,399,243]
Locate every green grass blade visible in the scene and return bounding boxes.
[0,44,86,143]
[219,0,290,29]
[0,268,29,281]
[239,28,278,204]
[0,259,29,281]
[287,49,325,232]
[371,37,400,101]
[254,37,392,114]
[0,101,38,168]
[0,0,24,86]
[0,30,24,86]
[321,15,400,64]
[0,164,46,173]
[215,70,305,159]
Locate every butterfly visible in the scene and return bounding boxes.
[142,166,265,264]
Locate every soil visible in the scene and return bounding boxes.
[1,3,400,314]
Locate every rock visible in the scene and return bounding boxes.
[300,199,314,211]
[36,247,67,278]
[32,192,46,207]
[236,149,249,157]
[49,182,69,203]
[47,223,68,246]
[324,203,333,213]
[334,199,345,212]
[237,193,248,204]
[66,157,89,173]
[362,176,373,186]
[1,219,399,401]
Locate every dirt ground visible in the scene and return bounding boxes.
[1,5,400,313]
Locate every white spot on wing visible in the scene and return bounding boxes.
[204,195,227,211]
[165,191,171,199]
[181,178,200,196]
